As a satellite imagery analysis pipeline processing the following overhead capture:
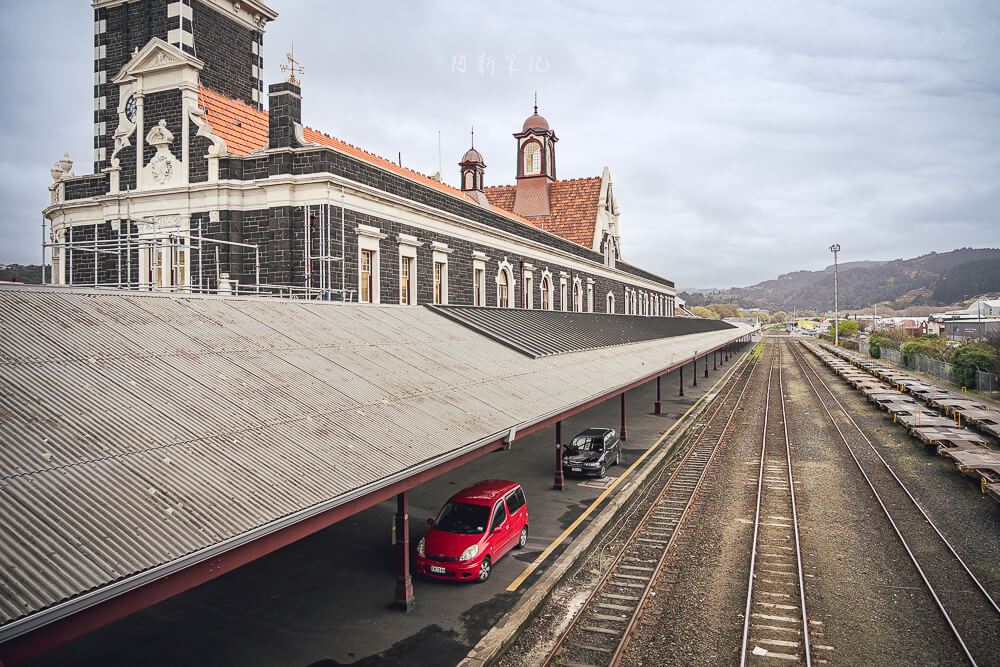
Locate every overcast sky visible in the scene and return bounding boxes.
[3,0,998,288]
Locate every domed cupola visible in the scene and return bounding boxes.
[459,128,489,205]
[512,93,558,217]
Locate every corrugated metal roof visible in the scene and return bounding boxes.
[428,305,735,357]
[0,286,751,636]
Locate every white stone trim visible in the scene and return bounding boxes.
[167,29,195,48]
[539,269,554,310]
[358,232,381,304]
[397,233,423,248]
[398,252,416,304]
[606,291,616,314]
[496,258,516,308]
[522,266,534,309]
[432,249,449,305]
[44,175,677,298]
[473,256,487,306]
[560,274,568,311]
[167,2,194,19]
[431,240,454,254]
[357,224,387,240]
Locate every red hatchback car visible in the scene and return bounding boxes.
[416,480,528,583]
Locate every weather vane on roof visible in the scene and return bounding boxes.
[533,90,538,115]
[471,125,475,148]
[281,42,304,86]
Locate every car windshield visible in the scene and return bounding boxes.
[434,501,491,535]
[569,435,604,452]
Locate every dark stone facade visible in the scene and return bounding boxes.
[64,174,110,202]
[190,0,260,107]
[216,148,673,290]
[94,0,258,173]
[68,201,673,315]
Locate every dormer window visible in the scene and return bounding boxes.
[523,142,541,175]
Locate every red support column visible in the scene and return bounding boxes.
[679,365,685,396]
[620,392,628,440]
[654,375,662,414]
[554,420,565,490]
[392,491,415,611]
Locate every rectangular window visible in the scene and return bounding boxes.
[434,261,445,305]
[474,268,484,306]
[525,276,533,309]
[360,249,374,303]
[400,256,412,304]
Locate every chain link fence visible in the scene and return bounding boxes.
[866,345,999,395]
[880,347,902,365]
[976,370,1000,395]
[909,354,956,384]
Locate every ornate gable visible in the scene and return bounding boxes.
[112,38,204,93]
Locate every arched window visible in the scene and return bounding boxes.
[607,292,615,314]
[496,260,515,308]
[523,142,541,175]
[498,270,509,307]
[464,171,473,189]
[573,280,581,312]
[540,274,552,310]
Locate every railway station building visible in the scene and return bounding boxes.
[44,0,676,316]
[2,1,760,663]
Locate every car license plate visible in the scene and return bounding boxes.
[429,565,446,574]
[572,467,582,472]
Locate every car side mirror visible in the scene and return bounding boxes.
[493,526,502,534]
[427,518,434,526]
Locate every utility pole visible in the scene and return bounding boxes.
[829,244,841,346]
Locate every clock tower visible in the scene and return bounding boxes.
[92,0,276,174]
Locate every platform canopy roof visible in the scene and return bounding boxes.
[0,285,750,643]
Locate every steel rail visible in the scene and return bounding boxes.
[609,348,761,666]
[739,340,811,665]
[739,339,776,664]
[790,342,998,666]
[539,342,762,667]
[782,342,813,666]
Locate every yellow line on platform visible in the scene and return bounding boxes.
[505,346,751,592]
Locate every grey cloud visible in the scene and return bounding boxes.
[2,0,998,292]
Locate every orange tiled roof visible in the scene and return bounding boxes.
[196,86,544,230]
[486,177,603,248]
[483,185,516,212]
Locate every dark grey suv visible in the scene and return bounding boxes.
[563,428,621,478]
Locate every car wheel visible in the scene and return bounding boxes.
[516,526,527,549]
[477,556,491,582]
[599,464,607,478]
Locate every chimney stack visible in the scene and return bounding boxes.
[268,82,302,149]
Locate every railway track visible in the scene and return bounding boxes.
[790,341,1000,666]
[542,343,765,667]
[740,341,812,665]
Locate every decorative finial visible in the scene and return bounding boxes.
[533,90,538,115]
[281,42,304,85]
[470,125,474,149]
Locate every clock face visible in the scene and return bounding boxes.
[125,95,137,123]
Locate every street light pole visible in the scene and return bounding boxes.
[829,244,841,346]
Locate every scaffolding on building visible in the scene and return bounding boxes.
[42,199,351,301]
